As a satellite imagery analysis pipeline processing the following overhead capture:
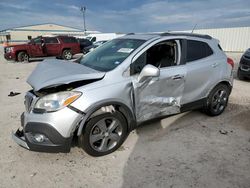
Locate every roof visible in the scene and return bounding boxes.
[120,32,212,41]
[120,34,159,40]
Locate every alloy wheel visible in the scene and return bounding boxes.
[89,117,123,152]
[211,89,228,113]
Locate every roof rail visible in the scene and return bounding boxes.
[160,32,212,40]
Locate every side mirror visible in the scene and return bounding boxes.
[137,64,160,83]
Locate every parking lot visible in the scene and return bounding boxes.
[0,46,249,188]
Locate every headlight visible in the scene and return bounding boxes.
[5,47,13,53]
[34,91,82,112]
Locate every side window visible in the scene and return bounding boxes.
[61,37,77,43]
[33,37,41,44]
[131,40,179,75]
[186,40,213,62]
[44,37,59,44]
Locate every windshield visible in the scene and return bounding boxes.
[80,38,145,72]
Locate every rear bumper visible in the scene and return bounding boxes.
[12,120,72,153]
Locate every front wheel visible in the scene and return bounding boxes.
[78,112,128,157]
[62,49,72,60]
[203,84,230,116]
[17,51,29,62]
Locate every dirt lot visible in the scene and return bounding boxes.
[0,47,249,188]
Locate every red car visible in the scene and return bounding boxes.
[4,36,81,62]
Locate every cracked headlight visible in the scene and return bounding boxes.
[34,91,82,112]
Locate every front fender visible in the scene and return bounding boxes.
[75,100,136,136]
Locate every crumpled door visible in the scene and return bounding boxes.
[132,66,186,122]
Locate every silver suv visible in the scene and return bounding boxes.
[12,33,234,156]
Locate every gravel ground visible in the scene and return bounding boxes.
[0,47,249,188]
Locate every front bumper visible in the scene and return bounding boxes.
[12,119,73,153]
[4,52,16,61]
[238,56,250,78]
[238,66,250,78]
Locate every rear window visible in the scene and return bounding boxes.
[186,40,213,62]
[44,37,58,44]
[60,37,77,43]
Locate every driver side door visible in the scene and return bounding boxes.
[29,37,44,57]
[131,39,186,122]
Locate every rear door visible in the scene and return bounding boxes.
[182,39,220,104]
[131,39,187,122]
[44,37,60,56]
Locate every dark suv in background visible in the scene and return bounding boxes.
[238,48,250,80]
[4,36,81,62]
[77,38,93,53]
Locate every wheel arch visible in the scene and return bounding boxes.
[16,50,29,60]
[76,100,136,136]
[206,80,232,98]
[61,48,71,53]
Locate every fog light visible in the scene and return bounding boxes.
[34,134,45,143]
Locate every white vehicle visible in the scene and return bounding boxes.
[86,33,125,42]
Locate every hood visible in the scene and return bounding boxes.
[27,59,105,91]
[8,43,29,48]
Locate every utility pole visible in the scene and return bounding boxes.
[80,6,87,34]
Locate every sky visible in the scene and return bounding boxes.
[0,0,250,32]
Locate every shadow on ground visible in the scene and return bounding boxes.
[122,103,250,188]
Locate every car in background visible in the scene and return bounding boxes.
[4,36,81,62]
[12,32,234,156]
[77,38,93,53]
[238,48,250,80]
[83,40,108,54]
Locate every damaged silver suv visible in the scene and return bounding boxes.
[12,33,234,156]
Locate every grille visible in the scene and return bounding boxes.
[24,92,36,112]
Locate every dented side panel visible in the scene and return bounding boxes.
[132,66,186,122]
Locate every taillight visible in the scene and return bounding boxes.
[227,57,234,69]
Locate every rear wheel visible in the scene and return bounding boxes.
[62,49,72,60]
[78,111,128,156]
[203,84,230,116]
[17,51,29,62]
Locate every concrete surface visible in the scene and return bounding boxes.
[0,47,249,188]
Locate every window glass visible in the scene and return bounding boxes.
[33,37,41,44]
[44,37,58,44]
[61,37,77,43]
[186,40,213,62]
[80,39,145,72]
[131,40,178,75]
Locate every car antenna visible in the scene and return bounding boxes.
[191,23,198,33]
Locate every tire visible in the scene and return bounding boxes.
[62,49,72,60]
[17,51,29,62]
[203,84,230,116]
[237,68,245,80]
[78,111,128,157]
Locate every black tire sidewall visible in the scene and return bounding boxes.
[78,111,128,157]
[205,84,230,116]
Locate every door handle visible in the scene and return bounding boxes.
[171,74,184,80]
[212,63,218,68]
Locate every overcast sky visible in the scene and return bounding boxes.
[0,0,250,32]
